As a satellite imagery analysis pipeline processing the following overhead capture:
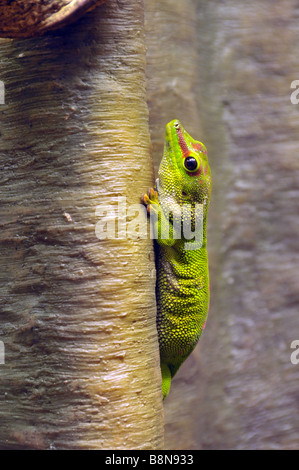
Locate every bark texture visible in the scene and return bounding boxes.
[0,0,164,450]
[145,0,299,450]
[0,0,106,38]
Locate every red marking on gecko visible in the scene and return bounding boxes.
[176,126,204,177]
[192,143,202,152]
[177,127,191,159]
[186,165,203,177]
[192,142,207,155]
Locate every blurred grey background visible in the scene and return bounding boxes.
[146,0,299,449]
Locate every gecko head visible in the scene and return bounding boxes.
[159,119,211,205]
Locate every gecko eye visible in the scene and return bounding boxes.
[184,156,198,172]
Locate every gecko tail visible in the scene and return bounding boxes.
[161,362,172,399]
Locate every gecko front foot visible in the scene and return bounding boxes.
[141,187,159,214]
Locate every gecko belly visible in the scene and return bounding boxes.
[156,247,209,368]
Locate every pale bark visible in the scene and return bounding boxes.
[0,0,106,38]
[0,0,164,450]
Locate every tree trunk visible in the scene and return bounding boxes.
[0,0,164,450]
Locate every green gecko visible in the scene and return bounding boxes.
[142,119,211,399]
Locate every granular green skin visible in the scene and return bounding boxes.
[156,241,209,371]
[142,119,211,398]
